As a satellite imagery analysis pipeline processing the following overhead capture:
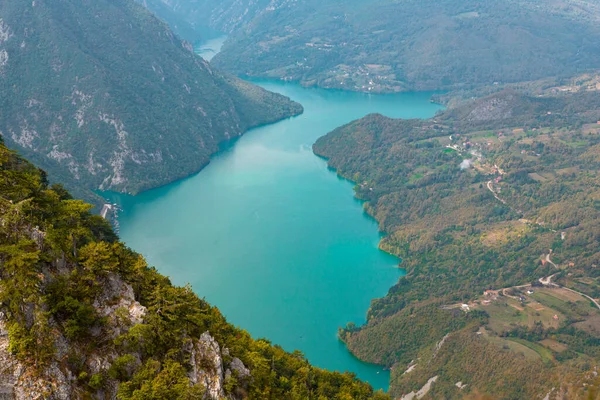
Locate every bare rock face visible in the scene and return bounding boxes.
[189,332,225,399]
[1,273,250,399]
[0,273,146,400]
[0,317,20,400]
[13,363,72,400]
[93,274,147,338]
[228,358,250,380]
[184,333,252,399]
[0,316,71,400]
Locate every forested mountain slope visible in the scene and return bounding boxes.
[142,0,600,93]
[314,88,600,398]
[0,141,388,399]
[0,0,302,202]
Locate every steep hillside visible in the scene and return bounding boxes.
[0,0,302,202]
[314,90,600,398]
[0,141,388,399]
[142,0,600,93]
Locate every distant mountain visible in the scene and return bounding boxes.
[0,0,302,202]
[142,0,600,93]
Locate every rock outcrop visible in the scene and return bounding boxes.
[0,279,249,400]
[0,316,71,400]
[187,331,251,400]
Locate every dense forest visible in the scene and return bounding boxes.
[141,0,600,93]
[315,86,600,398]
[0,0,302,204]
[0,139,389,399]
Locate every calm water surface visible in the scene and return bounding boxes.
[106,81,442,391]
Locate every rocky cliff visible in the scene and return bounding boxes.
[0,313,247,400]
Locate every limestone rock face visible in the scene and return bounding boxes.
[93,274,147,338]
[186,331,251,400]
[0,317,20,400]
[189,332,225,399]
[0,317,71,400]
[229,357,250,380]
[0,273,145,400]
[0,266,250,400]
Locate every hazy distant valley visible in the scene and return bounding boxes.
[144,0,600,92]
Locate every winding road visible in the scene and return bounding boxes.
[539,274,600,311]
[483,180,600,311]
[487,180,506,204]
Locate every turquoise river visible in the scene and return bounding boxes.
[106,80,442,391]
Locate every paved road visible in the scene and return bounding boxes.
[538,274,600,311]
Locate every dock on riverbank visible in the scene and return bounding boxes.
[100,203,112,219]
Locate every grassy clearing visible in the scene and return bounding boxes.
[539,172,556,180]
[469,130,496,139]
[540,339,568,353]
[532,290,594,319]
[531,292,573,316]
[508,338,554,364]
[555,167,579,175]
[542,287,591,303]
[573,314,600,336]
[484,301,529,334]
[408,172,425,182]
[482,297,562,334]
[528,172,548,182]
[484,334,541,361]
[479,221,530,248]
[524,301,562,329]
[583,123,600,134]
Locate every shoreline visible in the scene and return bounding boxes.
[312,151,403,262]
[245,75,449,98]
[101,103,304,199]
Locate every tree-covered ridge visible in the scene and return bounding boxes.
[314,89,600,398]
[141,0,600,93]
[0,140,387,399]
[0,0,302,204]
